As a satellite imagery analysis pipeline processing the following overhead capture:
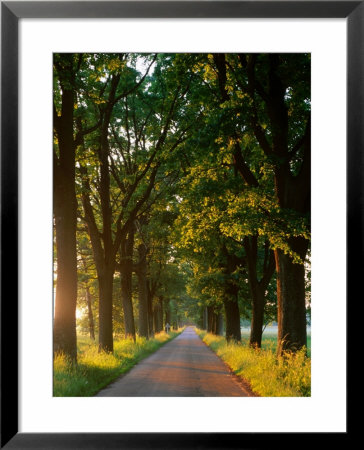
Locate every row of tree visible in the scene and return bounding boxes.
[53,53,311,362]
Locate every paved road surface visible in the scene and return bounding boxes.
[96,326,250,397]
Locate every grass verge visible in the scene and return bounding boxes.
[54,329,183,397]
[196,329,311,397]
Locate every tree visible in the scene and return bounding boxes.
[238,54,310,353]
[243,236,275,347]
[77,54,175,349]
[77,54,194,350]
[175,194,244,342]
[135,240,149,338]
[77,235,97,340]
[53,54,80,361]
[210,53,310,352]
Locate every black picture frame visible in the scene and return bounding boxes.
[1,1,356,448]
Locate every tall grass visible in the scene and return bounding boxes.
[197,330,311,397]
[54,330,182,397]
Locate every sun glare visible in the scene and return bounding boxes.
[76,308,84,320]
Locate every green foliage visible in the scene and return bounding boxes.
[54,52,311,365]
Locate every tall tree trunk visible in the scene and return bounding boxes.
[207,306,214,333]
[85,287,95,340]
[120,229,136,341]
[203,307,208,330]
[244,236,276,348]
[79,254,96,341]
[265,56,310,354]
[221,245,241,342]
[53,189,77,360]
[249,287,265,348]
[120,269,135,341]
[212,312,218,335]
[275,241,308,354]
[223,298,241,343]
[136,244,149,339]
[53,55,78,362]
[273,145,310,354]
[217,313,224,336]
[197,308,203,329]
[211,313,216,334]
[273,170,310,353]
[98,268,114,352]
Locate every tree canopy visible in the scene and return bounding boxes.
[53,53,311,360]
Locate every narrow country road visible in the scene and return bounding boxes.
[96,326,252,397]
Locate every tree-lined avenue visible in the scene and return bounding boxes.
[53,53,311,371]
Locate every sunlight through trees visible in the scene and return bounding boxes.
[53,53,311,361]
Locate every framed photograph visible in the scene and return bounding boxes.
[1,1,356,448]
